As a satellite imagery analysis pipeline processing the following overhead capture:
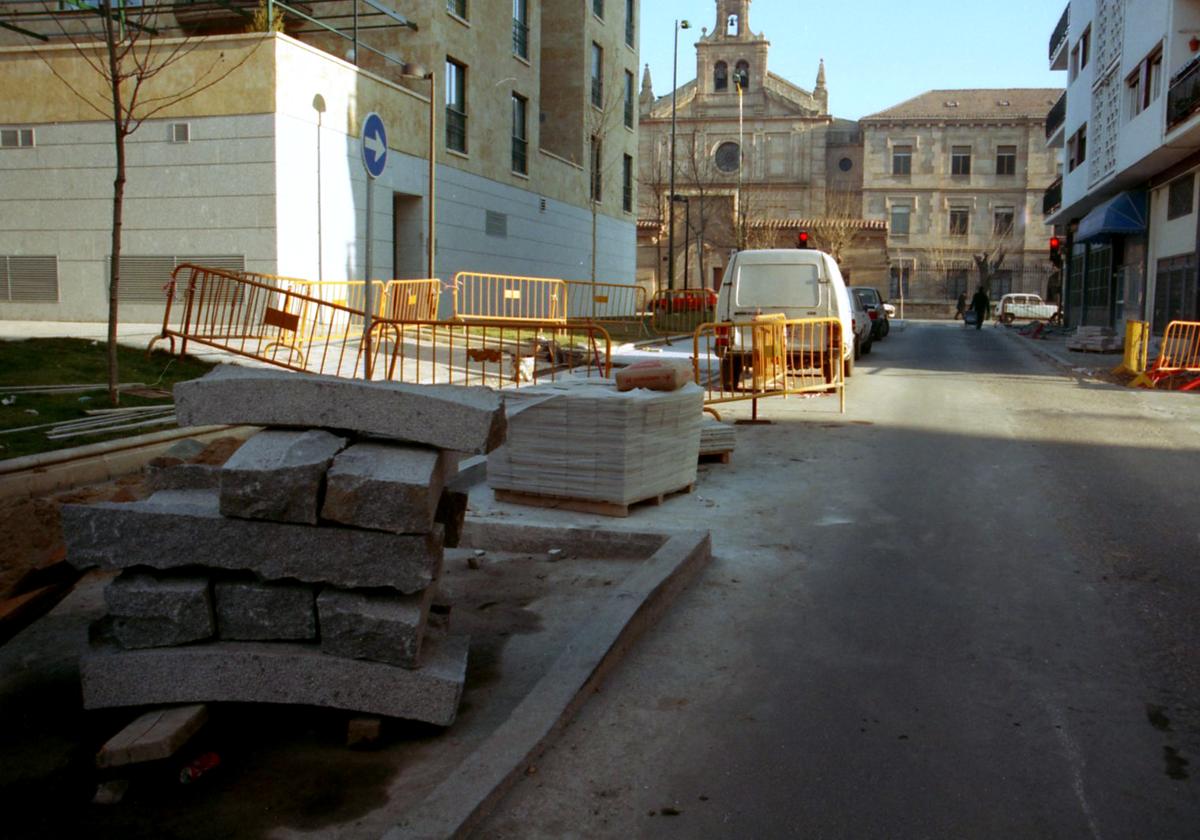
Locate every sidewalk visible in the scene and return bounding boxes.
[994,320,1131,384]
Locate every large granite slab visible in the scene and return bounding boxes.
[214,580,316,641]
[322,444,455,534]
[62,490,443,593]
[105,572,214,650]
[174,366,507,454]
[318,585,437,668]
[220,429,348,524]
[80,635,469,726]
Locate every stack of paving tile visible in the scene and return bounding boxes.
[61,366,507,726]
[699,416,737,458]
[487,377,702,507]
[1066,326,1123,353]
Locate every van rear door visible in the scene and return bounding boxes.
[732,261,822,318]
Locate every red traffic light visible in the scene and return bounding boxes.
[797,230,810,248]
[1048,236,1063,268]
[1049,236,1061,249]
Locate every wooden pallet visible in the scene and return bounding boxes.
[494,483,695,518]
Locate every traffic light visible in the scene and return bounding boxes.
[1049,236,1063,268]
[797,230,810,249]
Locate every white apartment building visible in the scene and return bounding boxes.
[1045,0,1200,331]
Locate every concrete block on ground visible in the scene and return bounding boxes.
[318,585,437,668]
[322,444,456,534]
[174,366,507,454]
[104,571,214,649]
[96,704,209,768]
[63,489,443,593]
[214,579,316,641]
[219,429,348,524]
[81,635,470,726]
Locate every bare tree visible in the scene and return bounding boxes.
[584,61,636,310]
[677,131,731,290]
[16,2,260,403]
[808,188,863,265]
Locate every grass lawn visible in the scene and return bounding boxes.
[0,338,215,461]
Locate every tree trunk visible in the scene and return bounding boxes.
[105,3,125,407]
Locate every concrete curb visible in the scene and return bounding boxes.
[383,527,712,840]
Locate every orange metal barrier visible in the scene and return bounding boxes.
[150,264,610,387]
[382,279,441,321]
[452,272,566,323]
[693,316,845,417]
[1130,320,1200,391]
[650,288,718,336]
[563,280,650,336]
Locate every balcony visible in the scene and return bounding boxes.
[1043,177,1062,217]
[1049,5,1069,71]
[1045,90,1066,147]
[1167,57,1200,131]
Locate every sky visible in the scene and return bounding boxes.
[638,0,1067,121]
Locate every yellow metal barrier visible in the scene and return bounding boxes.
[563,280,650,336]
[381,279,441,322]
[650,288,718,336]
[693,316,845,417]
[1130,320,1200,391]
[452,272,567,323]
[151,264,610,388]
[1113,319,1150,378]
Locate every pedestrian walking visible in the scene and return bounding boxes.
[970,287,990,330]
[955,292,967,320]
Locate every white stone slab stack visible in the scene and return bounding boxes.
[699,416,737,458]
[487,378,703,505]
[61,366,506,726]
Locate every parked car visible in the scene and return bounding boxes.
[653,288,718,313]
[714,248,857,379]
[849,289,873,358]
[995,293,1061,325]
[850,285,890,339]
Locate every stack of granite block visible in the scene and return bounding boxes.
[61,365,506,726]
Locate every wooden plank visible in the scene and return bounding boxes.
[494,482,694,519]
[96,704,209,769]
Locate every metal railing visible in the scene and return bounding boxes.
[1167,58,1200,130]
[1130,320,1200,390]
[649,288,718,336]
[693,317,845,418]
[452,272,567,323]
[1046,91,1066,140]
[150,264,610,387]
[563,280,649,336]
[1049,5,1069,62]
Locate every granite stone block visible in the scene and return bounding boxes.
[80,635,470,726]
[104,571,214,649]
[318,585,437,668]
[322,444,456,533]
[62,489,443,593]
[219,429,348,524]
[214,580,316,641]
[174,365,507,454]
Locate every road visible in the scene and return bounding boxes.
[478,320,1200,838]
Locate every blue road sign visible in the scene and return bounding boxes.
[361,112,387,179]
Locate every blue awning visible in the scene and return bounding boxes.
[1075,190,1147,241]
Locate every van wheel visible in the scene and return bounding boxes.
[720,356,744,391]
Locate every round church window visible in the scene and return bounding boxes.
[715,141,741,173]
[839,157,853,172]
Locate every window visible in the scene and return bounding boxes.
[511,93,527,174]
[889,266,910,299]
[1080,26,1090,69]
[714,61,728,92]
[512,0,528,59]
[945,268,969,301]
[996,145,1016,176]
[1129,46,1165,118]
[734,60,750,90]
[170,123,190,143]
[949,206,969,236]
[593,0,603,19]
[1,255,58,302]
[1148,50,1163,104]
[590,136,602,202]
[727,14,738,35]
[892,144,912,176]
[1127,67,1144,118]
[994,206,1015,237]
[889,203,911,236]
[0,128,34,148]
[714,141,740,173]
[1153,254,1199,331]
[624,70,634,128]
[447,0,466,20]
[625,0,634,47]
[1069,43,1080,81]
[1068,124,1087,172]
[1167,174,1194,220]
[951,146,971,176]
[446,58,467,153]
[622,154,633,213]
[591,43,603,107]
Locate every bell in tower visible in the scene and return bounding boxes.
[716,0,752,38]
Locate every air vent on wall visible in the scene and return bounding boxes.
[486,210,508,238]
[0,128,35,148]
[170,123,191,143]
[1,255,58,302]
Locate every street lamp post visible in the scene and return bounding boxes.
[667,18,690,292]
[672,194,690,289]
[735,75,744,249]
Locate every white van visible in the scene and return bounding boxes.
[714,248,856,379]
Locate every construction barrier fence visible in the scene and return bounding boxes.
[563,280,650,337]
[693,316,845,417]
[1130,319,1200,391]
[152,264,610,388]
[452,271,566,323]
[650,288,719,337]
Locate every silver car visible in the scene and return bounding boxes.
[850,286,890,339]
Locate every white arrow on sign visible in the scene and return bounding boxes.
[364,127,386,163]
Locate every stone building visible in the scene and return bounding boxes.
[860,89,1063,317]
[0,1,639,322]
[637,0,887,296]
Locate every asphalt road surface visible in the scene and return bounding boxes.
[480,320,1200,839]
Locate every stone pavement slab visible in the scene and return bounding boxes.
[322,443,455,534]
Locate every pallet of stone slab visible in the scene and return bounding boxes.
[79,634,469,726]
[173,365,507,454]
[487,378,702,506]
[699,416,736,464]
[493,481,695,518]
[60,489,444,593]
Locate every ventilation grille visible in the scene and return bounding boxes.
[114,255,245,304]
[0,128,34,148]
[2,255,58,302]
[170,123,190,143]
[485,210,508,238]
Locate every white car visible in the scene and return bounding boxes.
[995,293,1060,325]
